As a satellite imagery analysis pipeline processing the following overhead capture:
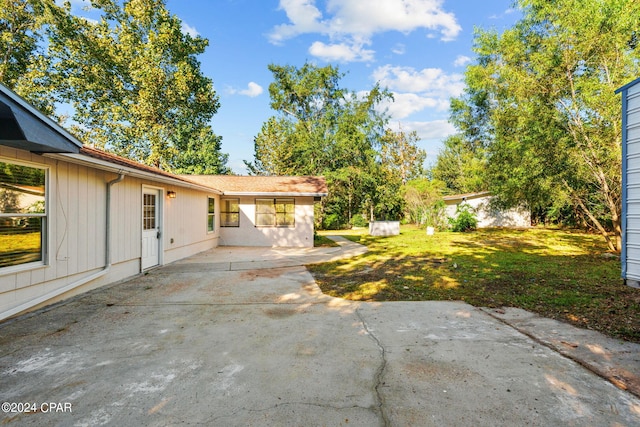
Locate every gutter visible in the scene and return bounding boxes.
[222,192,328,197]
[0,173,125,321]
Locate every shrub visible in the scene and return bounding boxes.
[350,214,368,228]
[323,213,346,230]
[448,204,477,232]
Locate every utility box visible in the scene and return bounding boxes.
[369,221,400,236]
[617,77,640,288]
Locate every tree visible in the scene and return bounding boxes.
[451,0,640,251]
[0,0,67,114]
[403,178,447,229]
[379,128,426,185]
[1,0,228,174]
[432,134,486,194]
[248,62,396,227]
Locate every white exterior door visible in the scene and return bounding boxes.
[141,188,161,270]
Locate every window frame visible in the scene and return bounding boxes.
[254,198,295,228]
[207,197,215,233]
[220,198,240,227]
[0,158,48,271]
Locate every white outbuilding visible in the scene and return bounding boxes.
[443,192,531,228]
[617,77,640,288]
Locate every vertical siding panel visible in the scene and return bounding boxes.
[67,163,79,275]
[115,179,126,264]
[53,161,68,281]
[95,171,106,267]
[77,165,89,272]
[86,168,96,269]
[44,160,57,281]
[128,180,138,262]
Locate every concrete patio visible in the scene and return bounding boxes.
[1,238,639,426]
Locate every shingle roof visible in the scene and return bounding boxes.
[80,146,194,183]
[442,191,491,202]
[184,175,328,196]
[79,147,327,196]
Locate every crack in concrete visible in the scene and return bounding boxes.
[356,307,390,427]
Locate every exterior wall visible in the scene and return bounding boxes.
[0,147,219,319]
[219,196,315,247]
[369,221,400,236]
[622,79,640,283]
[445,196,531,228]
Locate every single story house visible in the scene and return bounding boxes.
[0,83,327,320]
[185,175,326,248]
[443,191,531,228]
[617,76,640,288]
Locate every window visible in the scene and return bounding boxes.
[221,198,239,227]
[143,193,156,230]
[0,160,47,268]
[207,197,215,232]
[255,198,294,227]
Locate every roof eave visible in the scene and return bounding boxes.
[615,76,640,94]
[0,84,83,153]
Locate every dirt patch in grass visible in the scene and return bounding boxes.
[311,226,640,343]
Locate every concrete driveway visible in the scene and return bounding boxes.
[1,239,639,426]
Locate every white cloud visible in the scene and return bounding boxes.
[380,93,446,120]
[309,41,374,62]
[181,22,199,38]
[371,65,465,124]
[235,82,264,98]
[401,120,456,140]
[270,0,326,44]
[372,65,464,98]
[385,120,456,160]
[490,8,517,20]
[324,0,461,41]
[270,0,461,62]
[453,55,471,67]
[392,43,406,55]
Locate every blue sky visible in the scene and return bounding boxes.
[70,0,521,174]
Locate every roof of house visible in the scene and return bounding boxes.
[443,191,491,202]
[615,76,640,94]
[80,146,194,183]
[0,83,82,154]
[184,175,328,197]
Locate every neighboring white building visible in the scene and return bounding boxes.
[0,83,326,320]
[443,191,531,228]
[617,77,640,288]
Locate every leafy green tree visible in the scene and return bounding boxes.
[432,134,486,194]
[403,178,447,229]
[0,0,67,114]
[50,0,226,172]
[450,0,639,251]
[0,0,228,173]
[248,62,397,226]
[379,128,426,185]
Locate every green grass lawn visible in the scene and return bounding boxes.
[309,225,640,343]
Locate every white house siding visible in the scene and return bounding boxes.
[0,147,219,319]
[445,194,531,228]
[219,196,315,247]
[621,78,640,285]
[162,185,220,264]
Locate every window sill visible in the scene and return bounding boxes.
[0,261,47,277]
